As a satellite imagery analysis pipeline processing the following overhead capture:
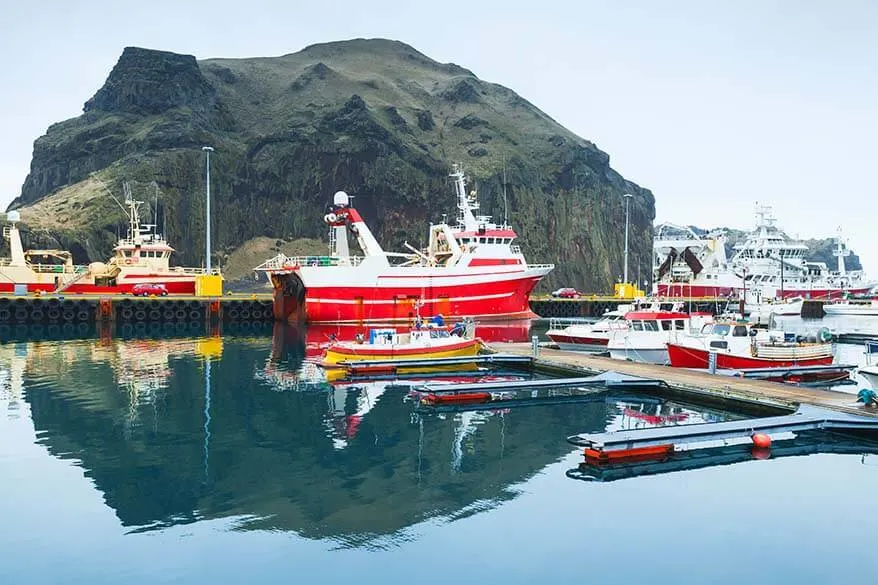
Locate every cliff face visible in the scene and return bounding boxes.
[9,40,655,291]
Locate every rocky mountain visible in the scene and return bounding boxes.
[7,40,654,291]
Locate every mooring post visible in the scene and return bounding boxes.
[532,335,539,357]
[708,350,717,374]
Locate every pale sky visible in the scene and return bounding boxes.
[1,1,876,270]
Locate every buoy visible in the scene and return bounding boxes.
[751,433,772,449]
[751,446,772,460]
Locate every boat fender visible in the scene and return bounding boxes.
[818,327,832,343]
[857,388,878,406]
[324,213,337,224]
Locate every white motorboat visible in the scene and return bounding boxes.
[823,300,878,316]
[858,341,878,388]
[607,309,714,365]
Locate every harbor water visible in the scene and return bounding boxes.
[1,324,877,585]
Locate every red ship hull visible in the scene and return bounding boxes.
[289,275,542,323]
[666,342,834,369]
[0,277,197,296]
[655,283,871,300]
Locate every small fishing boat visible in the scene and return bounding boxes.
[546,309,627,351]
[822,299,878,316]
[321,318,482,366]
[606,310,714,364]
[666,321,834,369]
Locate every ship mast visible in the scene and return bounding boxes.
[451,164,478,231]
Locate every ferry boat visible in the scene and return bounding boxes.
[254,165,554,323]
[666,322,834,369]
[1,196,214,295]
[606,310,714,364]
[653,207,874,300]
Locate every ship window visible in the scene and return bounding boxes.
[713,324,731,336]
[661,321,672,331]
[732,325,748,337]
[631,321,643,331]
[700,323,713,334]
[643,320,659,331]
[676,320,686,330]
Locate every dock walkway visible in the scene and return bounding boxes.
[490,343,877,418]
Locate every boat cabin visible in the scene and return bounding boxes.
[623,311,690,332]
[367,327,451,346]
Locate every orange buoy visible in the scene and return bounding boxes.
[751,433,772,449]
[751,446,772,460]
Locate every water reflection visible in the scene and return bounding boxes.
[0,321,858,548]
[567,431,878,483]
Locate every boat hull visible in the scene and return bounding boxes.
[822,305,878,316]
[546,332,609,352]
[275,269,546,323]
[608,347,669,365]
[322,338,482,365]
[0,276,197,295]
[666,342,834,369]
[858,367,878,389]
[655,283,872,301]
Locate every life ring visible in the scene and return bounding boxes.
[124,258,134,265]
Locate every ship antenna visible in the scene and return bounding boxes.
[502,152,508,227]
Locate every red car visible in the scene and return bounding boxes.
[131,283,169,297]
[551,287,581,298]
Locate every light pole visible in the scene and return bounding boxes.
[202,146,214,272]
[623,193,633,283]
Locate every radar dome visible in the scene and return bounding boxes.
[6,210,20,223]
[333,191,349,207]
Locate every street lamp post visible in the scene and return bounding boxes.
[623,193,634,283]
[202,146,214,272]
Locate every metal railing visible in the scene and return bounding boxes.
[548,317,596,330]
[254,254,363,271]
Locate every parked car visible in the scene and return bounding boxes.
[131,283,169,297]
[551,287,580,298]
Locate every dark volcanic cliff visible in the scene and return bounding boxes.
[9,40,655,290]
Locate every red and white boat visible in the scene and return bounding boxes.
[653,208,875,300]
[546,308,627,351]
[666,321,834,369]
[607,310,714,364]
[1,195,214,295]
[255,165,554,323]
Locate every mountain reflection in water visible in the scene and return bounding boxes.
[3,322,738,547]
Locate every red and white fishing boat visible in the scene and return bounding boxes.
[666,321,834,369]
[255,164,554,323]
[653,207,874,300]
[607,310,714,364]
[1,195,214,295]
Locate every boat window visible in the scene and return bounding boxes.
[480,238,486,244]
[700,323,713,334]
[713,324,731,336]
[643,320,659,332]
[659,303,673,311]
[661,320,672,331]
[732,325,748,337]
[675,320,685,330]
[430,330,450,338]
[631,321,643,331]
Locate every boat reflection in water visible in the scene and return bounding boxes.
[3,320,786,547]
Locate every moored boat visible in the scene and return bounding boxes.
[1,194,217,295]
[666,321,834,369]
[822,300,878,316]
[321,319,482,365]
[606,310,714,364]
[254,164,553,323]
[546,309,627,351]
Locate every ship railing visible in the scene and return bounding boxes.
[547,316,595,331]
[169,267,223,275]
[28,263,89,275]
[254,254,363,271]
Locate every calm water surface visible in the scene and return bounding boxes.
[1,323,877,585]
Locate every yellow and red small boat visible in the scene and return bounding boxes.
[322,324,482,365]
